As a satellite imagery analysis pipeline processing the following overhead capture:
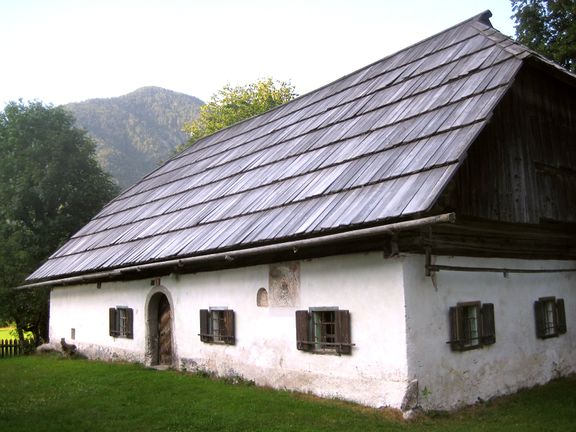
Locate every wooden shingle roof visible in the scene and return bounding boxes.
[28,11,550,282]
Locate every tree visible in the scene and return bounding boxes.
[511,0,576,72]
[176,78,297,153]
[0,101,118,344]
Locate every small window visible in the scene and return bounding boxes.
[199,309,235,345]
[449,302,495,351]
[109,307,134,339]
[535,297,567,339]
[257,288,269,307]
[295,308,352,354]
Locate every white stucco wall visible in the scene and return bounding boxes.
[403,254,576,410]
[50,281,148,362]
[50,252,411,408]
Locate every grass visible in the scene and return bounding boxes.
[0,356,574,432]
[0,325,33,341]
[0,325,17,339]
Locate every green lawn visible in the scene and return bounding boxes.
[0,325,33,340]
[0,356,574,431]
[0,326,16,340]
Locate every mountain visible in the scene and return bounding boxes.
[64,87,203,189]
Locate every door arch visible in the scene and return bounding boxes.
[146,291,174,366]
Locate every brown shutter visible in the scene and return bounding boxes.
[109,308,118,337]
[534,300,546,339]
[481,303,495,345]
[295,310,310,351]
[449,306,463,351]
[556,299,567,334]
[223,309,235,345]
[200,309,211,342]
[335,310,352,355]
[125,308,134,339]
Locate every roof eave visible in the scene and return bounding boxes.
[19,212,456,289]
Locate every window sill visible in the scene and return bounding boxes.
[539,333,560,339]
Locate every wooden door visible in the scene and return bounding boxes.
[158,295,172,365]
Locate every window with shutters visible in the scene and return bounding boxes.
[534,297,567,339]
[108,307,134,339]
[448,301,495,351]
[295,307,352,355]
[199,308,235,345]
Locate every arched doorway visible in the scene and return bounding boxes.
[147,291,173,366]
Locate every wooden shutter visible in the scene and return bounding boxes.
[449,306,463,351]
[200,309,211,342]
[481,303,495,345]
[125,308,134,339]
[335,310,352,355]
[109,308,118,337]
[556,299,567,334]
[534,300,546,339]
[223,310,235,345]
[295,310,310,351]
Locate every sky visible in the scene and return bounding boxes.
[0,0,517,107]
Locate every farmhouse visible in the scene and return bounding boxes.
[25,11,575,410]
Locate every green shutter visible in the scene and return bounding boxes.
[200,309,211,342]
[556,299,567,334]
[295,310,310,351]
[534,300,546,339]
[223,310,235,345]
[125,308,134,339]
[335,310,352,355]
[109,308,118,337]
[481,303,496,345]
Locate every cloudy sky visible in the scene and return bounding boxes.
[0,0,516,106]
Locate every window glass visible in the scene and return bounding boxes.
[543,300,556,337]
[119,309,128,336]
[210,310,225,343]
[463,305,479,348]
[313,310,336,350]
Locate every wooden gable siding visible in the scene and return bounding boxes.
[450,64,576,225]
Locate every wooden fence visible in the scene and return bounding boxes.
[1,338,34,358]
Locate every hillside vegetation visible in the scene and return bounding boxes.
[64,87,203,189]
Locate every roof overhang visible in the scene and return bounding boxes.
[19,212,456,290]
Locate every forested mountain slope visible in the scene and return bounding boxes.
[64,87,203,189]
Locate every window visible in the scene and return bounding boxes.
[256,288,269,307]
[109,307,134,339]
[449,302,495,351]
[295,308,352,354]
[199,309,235,345]
[534,297,567,339]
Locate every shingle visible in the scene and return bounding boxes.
[28,11,536,282]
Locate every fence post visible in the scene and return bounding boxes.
[0,338,34,358]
